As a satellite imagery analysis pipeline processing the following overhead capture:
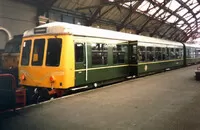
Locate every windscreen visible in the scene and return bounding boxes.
[4,38,22,53]
[32,39,45,66]
[46,38,62,67]
[21,40,32,66]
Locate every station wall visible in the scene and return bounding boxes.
[0,0,37,50]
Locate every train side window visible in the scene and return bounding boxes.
[162,48,166,60]
[196,49,200,58]
[92,43,108,65]
[146,47,154,61]
[138,46,145,62]
[191,48,195,58]
[166,48,170,60]
[21,40,32,65]
[170,48,175,59]
[195,49,197,58]
[155,47,162,61]
[179,48,183,59]
[75,43,84,62]
[113,44,127,64]
[186,48,190,58]
[175,48,180,59]
[195,49,200,58]
[32,39,45,66]
[46,38,62,67]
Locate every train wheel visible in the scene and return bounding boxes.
[38,88,51,100]
[87,83,98,89]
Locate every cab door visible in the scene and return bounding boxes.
[129,41,138,76]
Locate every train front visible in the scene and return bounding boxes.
[19,23,75,100]
[2,35,22,70]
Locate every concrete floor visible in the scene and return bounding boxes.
[1,65,200,130]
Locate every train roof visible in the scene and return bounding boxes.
[24,22,183,46]
[184,43,200,48]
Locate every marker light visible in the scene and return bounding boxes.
[50,76,55,83]
[21,73,26,80]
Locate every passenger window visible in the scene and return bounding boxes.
[195,49,200,58]
[138,46,145,62]
[46,38,62,67]
[92,43,108,65]
[155,47,162,61]
[186,48,190,58]
[175,48,180,59]
[179,48,183,59]
[191,48,195,58]
[113,44,127,64]
[162,48,166,60]
[21,40,32,65]
[146,47,154,61]
[166,48,170,60]
[170,48,175,59]
[32,39,45,66]
[75,43,84,62]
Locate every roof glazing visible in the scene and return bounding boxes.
[108,0,200,40]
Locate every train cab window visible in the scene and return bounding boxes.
[32,39,45,66]
[21,40,32,65]
[5,39,21,53]
[113,44,127,64]
[146,47,154,61]
[155,47,162,61]
[75,43,84,62]
[92,43,108,65]
[138,46,145,62]
[46,38,62,67]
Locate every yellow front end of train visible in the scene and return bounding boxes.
[19,34,75,90]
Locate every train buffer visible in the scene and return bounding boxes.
[0,74,26,113]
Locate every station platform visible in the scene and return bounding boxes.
[1,65,200,130]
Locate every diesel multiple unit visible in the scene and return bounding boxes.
[18,22,200,100]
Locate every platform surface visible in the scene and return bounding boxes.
[1,65,200,130]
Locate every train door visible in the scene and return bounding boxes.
[129,41,138,76]
[74,42,87,86]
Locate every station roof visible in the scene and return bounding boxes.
[16,0,200,42]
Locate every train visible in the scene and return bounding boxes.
[0,35,22,85]
[18,22,200,101]
[1,35,22,70]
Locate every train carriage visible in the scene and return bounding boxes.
[184,43,200,65]
[136,41,184,75]
[18,22,192,100]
